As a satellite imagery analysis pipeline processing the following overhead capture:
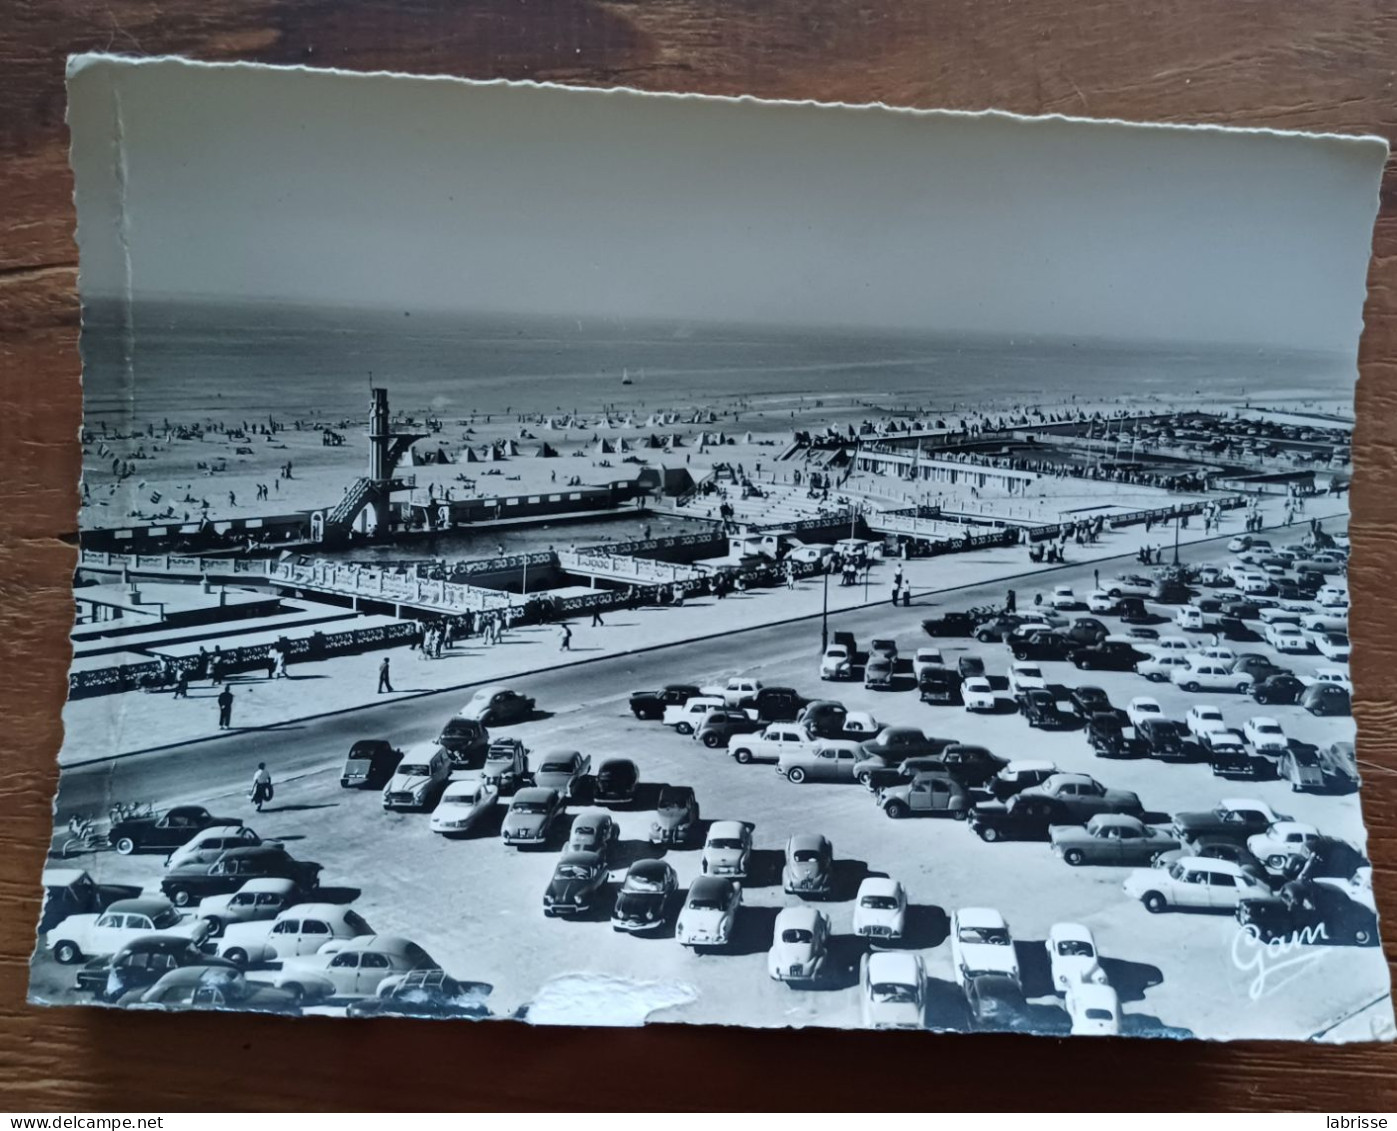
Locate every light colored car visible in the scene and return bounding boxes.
[210,903,374,965]
[767,906,831,983]
[1242,717,1288,755]
[429,775,499,836]
[1175,605,1207,631]
[1126,697,1164,728]
[676,876,741,949]
[1246,821,1323,870]
[1316,584,1349,608]
[962,677,996,712]
[992,760,1059,800]
[912,648,946,681]
[787,542,833,564]
[164,825,262,871]
[1050,585,1079,610]
[730,723,816,766]
[1171,662,1252,694]
[457,685,535,725]
[1265,622,1310,654]
[48,897,210,965]
[1300,612,1348,636]
[1086,590,1119,614]
[1045,922,1108,991]
[842,711,882,737]
[782,834,833,898]
[532,750,592,799]
[1187,646,1239,668]
[1148,636,1194,656]
[949,907,1020,988]
[272,935,439,1000]
[663,695,726,733]
[701,820,753,878]
[1136,654,1191,682]
[196,877,298,935]
[1104,576,1152,599]
[1185,704,1227,742]
[500,787,563,848]
[853,877,907,940]
[1312,666,1353,693]
[565,810,619,857]
[1050,814,1180,866]
[820,646,854,681]
[860,951,925,1030]
[1008,662,1047,696]
[1066,981,1121,1036]
[701,677,764,708]
[1123,857,1272,912]
[382,742,452,811]
[776,740,862,784]
[1315,633,1351,662]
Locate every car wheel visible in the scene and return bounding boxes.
[202,916,224,937]
[701,733,722,748]
[1184,682,1200,693]
[53,941,81,965]
[979,826,1001,843]
[114,836,136,856]
[1355,927,1373,946]
[733,748,752,764]
[885,800,909,819]
[1148,673,1164,682]
[281,982,304,1003]
[1266,854,1288,870]
[951,807,967,821]
[224,947,249,966]
[787,767,807,784]
[1236,681,1251,693]
[1142,891,1168,914]
[168,887,192,907]
[1064,849,1085,866]
[676,722,693,736]
[857,770,873,787]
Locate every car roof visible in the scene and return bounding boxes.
[511,787,558,804]
[1004,760,1056,773]
[597,758,638,771]
[1174,856,1246,875]
[786,834,829,852]
[570,810,612,826]
[627,859,672,880]
[866,950,921,982]
[1220,797,1269,812]
[474,685,509,697]
[1048,921,1094,942]
[235,877,296,893]
[556,850,603,867]
[955,907,1007,929]
[774,905,824,930]
[334,934,422,955]
[1269,820,1319,835]
[708,820,748,838]
[537,749,581,762]
[107,898,174,916]
[276,903,353,920]
[857,876,901,897]
[687,876,735,899]
[1045,773,1093,786]
[441,778,486,798]
[1087,813,1143,830]
[148,966,243,990]
[115,934,197,954]
[401,740,444,760]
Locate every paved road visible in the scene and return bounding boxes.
[53,527,1271,823]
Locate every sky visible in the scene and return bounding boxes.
[67,55,1386,352]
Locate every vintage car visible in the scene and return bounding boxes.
[1007,662,1048,696]
[1124,856,1272,913]
[121,965,302,1014]
[990,760,1058,801]
[109,805,241,857]
[1185,704,1227,742]
[1236,880,1378,946]
[610,860,678,934]
[922,611,979,637]
[160,846,321,908]
[1008,631,1073,663]
[272,935,440,1001]
[856,726,954,772]
[344,970,493,1020]
[1205,729,1261,780]
[676,876,741,949]
[911,647,945,680]
[1137,718,1188,760]
[860,952,925,1031]
[628,684,702,720]
[700,820,752,877]
[852,877,907,940]
[968,794,1059,842]
[1135,654,1192,683]
[481,738,530,793]
[1265,622,1311,654]
[1067,618,1109,646]
[694,708,764,749]
[700,677,765,709]
[1045,922,1108,991]
[649,785,701,846]
[753,686,805,724]
[1171,662,1253,694]
[429,775,500,836]
[436,716,489,765]
[457,685,535,726]
[767,906,831,984]
[1251,673,1308,705]
[1152,837,1268,883]
[937,744,1007,789]
[164,825,264,872]
[1242,716,1288,755]
[381,742,452,811]
[1246,821,1323,872]
[340,740,403,789]
[965,974,1032,1032]
[776,739,862,784]
[1126,696,1165,729]
[543,851,609,918]
[1320,741,1359,790]
[1018,773,1143,822]
[592,759,640,807]
[950,907,1020,988]
[1018,689,1070,730]
[48,897,211,965]
[531,750,592,799]
[730,723,816,766]
[1066,981,1122,1036]
[1173,798,1290,846]
[1068,686,1112,716]
[1086,714,1136,758]
[194,876,299,936]
[208,904,374,965]
[76,936,236,1002]
[961,677,997,713]
[958,655,987,679]
[1302,683,1351,717]
[782,834,834,898]
[1050,814,1180,866]
[39,869,141,935]
[1277,746,1327,793]
[863,657,896,690]
[917,666,962,705]
[663,695,727,734]
[797,699,849,738]
[819,645,855,681]
[1070,641,1142,671]
[566,810,619,859]
[500,787,564,848]
[878,772,971,820]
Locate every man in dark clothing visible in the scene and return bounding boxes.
[591,609,604,627]
[1006,588,1017,613]
[217,686,234,729]
[377,657,393,694]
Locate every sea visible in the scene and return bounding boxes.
[78,298,1357,429]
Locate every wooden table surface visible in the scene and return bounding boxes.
[3,0,1395,1111]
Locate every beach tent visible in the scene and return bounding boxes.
[537,442,560,458]
[489,444,507,461]
[505,440,521,456]
[596,438,616,454]
[618,438,633,452]
[744,431,753,444]
[462,446,480,463]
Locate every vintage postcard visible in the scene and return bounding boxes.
[35,54,1390,1039]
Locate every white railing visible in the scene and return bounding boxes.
[557,550,708,583]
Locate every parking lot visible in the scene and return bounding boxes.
[34,537,1383,1038]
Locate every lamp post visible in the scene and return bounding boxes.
[1173,508,1181,565]
[821,564,830,653]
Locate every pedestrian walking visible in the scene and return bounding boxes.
[377,657,393,694]
[560,624,572,652]
[1093,568,1100,590]
[173,673,188,699]
[249,762,273,812]
[217,685,234,729]
[901,581,912,607]
[591,608,605,627]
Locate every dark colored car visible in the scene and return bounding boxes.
[1009,631,1072,662]
[1087,713,1136,757]
[918,667,963,705]
[77,937,237,1002]
[859,727,956,763]
[39,868,141,933]
[1066,618,1109,647]
[1320,742,1359,790]
[346,970,493,1019]
[629,684,702,721]
[1233,655,1285,683]
[1302,684,1350,716]
[1117,598,1151,623]
[833,632,860,664]
[1155,836,1268,882]
[1151,579,1190,604]
[1223,599,1262,620]
[797,700,848,738]
[437,718,489,764]
[1070,686,1112,717]
[1277,746,1326,793]
[160,846,321,907]
[650,785,701,846]
[754,686,805,724]
[864,657,896,689]
[610,860,679,934]
[782,834,834,897]
[1018,689,1068,729]
[922,612,979,637]
[340,740,402,789]
[968,795,1059,843]
[695,709,763,749]
[864,755,952,794]
[543,851,609,917]
[1070,642,1141,671]
[1208,736,1263,780]
[957,655,986,680]
[592,758,640,807]
[1173,804,1277,846]
[938,744,1008,789]
[1138,718,1188,760]
[1216,616,1261,642]
[974,616,1025,643]
[1237,881,1377,947]
[965,974,1032,1032]
[109,806,241,857]
[1252,673,1306,705]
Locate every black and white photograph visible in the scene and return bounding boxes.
[33,53,1390,1039]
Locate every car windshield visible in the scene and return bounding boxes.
[709,838,743,851]
[689,895,724,911]
[399,764,430,776]
[443,794,475,806]
[512,801,546,814]
[150,907,181,929]
[861,895,898,910]
[539,762,572,774]
[1019,667,1042,679]
[793,850,822,863]
[870,982,917,1004]
[781,929,814,945]
[556,864,593,880]
[1084,1008,1115,1021]
[1056,940,1095,958]
[959,926,1009,945]
[624,875,662,893]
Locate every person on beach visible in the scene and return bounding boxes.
[249,763,273,812]
[217,685,234,729]
[377,657,393,694]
